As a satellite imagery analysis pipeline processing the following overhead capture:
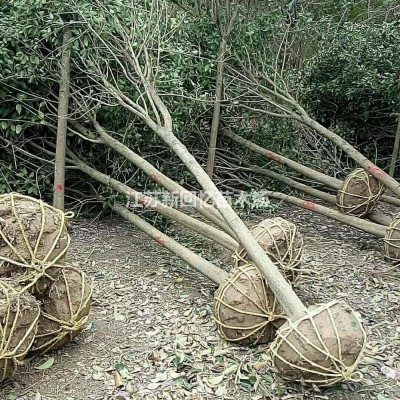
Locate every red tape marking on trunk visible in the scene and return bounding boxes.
[368,165,385,178]
[303,201,316,211]
[155,236,166,246]
[150,174,161,184]
[139,198,151,207]
[56,184,64,191]
[266,152,282,163]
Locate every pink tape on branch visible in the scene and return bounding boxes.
[150,174,161,184]
[56,184,64,191]
[155,236,166,246]
[367,165,385,178]
[303,201,317,211]
[266,152,282,163]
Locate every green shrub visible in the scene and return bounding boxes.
[302,20,400,149]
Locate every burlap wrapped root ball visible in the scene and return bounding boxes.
[0,281,40,382]
[383,213,400,262]
[233,217,304,281]
[336,168,384,217]
[213,263,285,346]
[270,301,366,386]
[30,265,92,355]
[0,193,71,277]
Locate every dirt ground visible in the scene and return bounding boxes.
[2,203,400,400]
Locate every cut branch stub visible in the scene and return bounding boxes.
[0,281,40,381]
[269,300,366,386]
[213,263,285,345]
[336,169,384,217]
[383,214,400,262]
[233,218,304,282]
[30,265,92,355]
[0,193,71,277]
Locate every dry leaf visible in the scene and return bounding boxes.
[252,361,268,371]
[113,370,123,388]
[381,366,400,380]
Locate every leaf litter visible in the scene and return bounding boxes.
[1,203,400,399]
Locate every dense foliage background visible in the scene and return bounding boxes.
[1,0,399,213]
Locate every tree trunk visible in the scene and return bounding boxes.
[206,37,227,178]
[53,27,72,211]
[70,120,237,238]
[266,191,387,238]
[224,127,400,208]
[301,115,400,199]
[156,125,307,319]
[68,151,238,250]
[243,162,392,226]
[389,115,400,177]
[111,202,228,285]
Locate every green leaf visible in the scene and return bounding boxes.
[35,357,55,370]
[15,125,22,134]
[115,363,125,372]
[22,355,36,365]
[377,395,390,400]
[173,352,185,368]
[16,104,22,115]
[274,388,286,397]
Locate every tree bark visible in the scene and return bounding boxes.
[111,202,228,285]
[266,191,387,238]
[206,37,227,178]
[242,162,392,226]
[224,127,400,208]
[301,115,400,199]
[155,125,307,319]
[70,120,237,239]
[389,115,400,177]
[68,151,238,251]
[53,27,72,211]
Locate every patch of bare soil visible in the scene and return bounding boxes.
[2,203,400,400]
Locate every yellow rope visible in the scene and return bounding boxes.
[232,218,303,282]
[269,300,366,386]
[213,263,286,344]
[383,213,400,262]
[32,266,92,354]
[0,281,40,362]
[336,169,384,217]
[0,193,72,283]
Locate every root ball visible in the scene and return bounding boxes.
[336,168,383,217]
[31,265,92,355]
[233,218,303,281]
[213,263,285,346]
[270,301,366,386]
[383,214,400,262]
[0,193,71,276]
[0,281,40,382]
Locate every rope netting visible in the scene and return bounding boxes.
[269,300,366,386]
[213,263,285,345]
[31,266,93,355]
[0,193,93,380]
[0,280,40,378]
[233,218,303,282]
[383,213,400,262]
[336,168,384,217]
[0,193,73,288]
